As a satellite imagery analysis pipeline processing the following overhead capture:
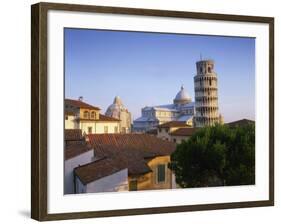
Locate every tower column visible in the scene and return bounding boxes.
[194,60,219,127]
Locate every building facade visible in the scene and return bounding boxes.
[64,129,94,194]
[105,96,132,133]
[65,97,121,134]
[75,166,129,193]
[84,134,177,192]
[194,60,220,127]
[133,86,195,132]
[156,121,197,144]
[134,60,222,131]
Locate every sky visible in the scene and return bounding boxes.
[64,28,255,123]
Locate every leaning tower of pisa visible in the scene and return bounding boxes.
[194,60,219,127]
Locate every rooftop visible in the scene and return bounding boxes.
[65,111,75,116]
[74,134,176,183]
[65,129,83,141]
[77,114,120,122]
[65,141,93,160]
[74,157,128,185]
[226,119,255,127]
[170,128,198,136]
[176,115,193,122]
[65,129,93,160]
[65,98,101,110]
[87,134,176,158]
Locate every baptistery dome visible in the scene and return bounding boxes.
[173,85,192,105]
[106,96,124,119]
[106,96,132,133]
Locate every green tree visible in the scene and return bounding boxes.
[169,124,255,188]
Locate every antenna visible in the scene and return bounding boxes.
[200,53,202,61]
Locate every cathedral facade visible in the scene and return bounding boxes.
[133,59,222,132]
[133,85,195,132]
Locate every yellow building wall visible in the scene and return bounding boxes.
[65,115,77,129]
[79,121,119,134]
[129,155,173,191]
[79,108,100,120]
[95,122,119,134]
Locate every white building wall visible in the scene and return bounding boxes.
[79,121,119,134]
[95,122,119,134]
[65,115,77,129]
[157,128,171,141]
[85,169,128,193]
[76,176,87,193]
[133,103,195,132]
[79,122,95,134]
[120,111,131,133]
[64,150,93,194]
[171,173,181,189]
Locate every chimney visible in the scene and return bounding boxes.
[78,96,83,101]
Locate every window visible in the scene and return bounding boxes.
[91,111,96,119]
[83,111,89,118]
[104,126,108,133]
[88,127,92,134]
[209,79,212,86]
[114,126,118,133]
[65,116,68,120]
[157,164,166,183]
[173,138,176,143]
[129,180,138,191]
[208,66,211,73]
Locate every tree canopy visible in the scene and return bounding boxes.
[169,123,255,188]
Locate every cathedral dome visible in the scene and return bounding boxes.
[173,85,192,105]
[105,96,125,119]
[106,96,132,133]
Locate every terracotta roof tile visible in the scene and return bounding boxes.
[65,141,93,160]
[87,134,176,157]
[99,114,120,122]
[65,98,101,110]
[226,119,255,127]
[65,129,93,160]
[65,111,75,116]
[74,134,176,183]
[74,150,152,184]
[74,157,128,185]
[65,129,83,141]
[77,114,120,122]
[170,128,198,136]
